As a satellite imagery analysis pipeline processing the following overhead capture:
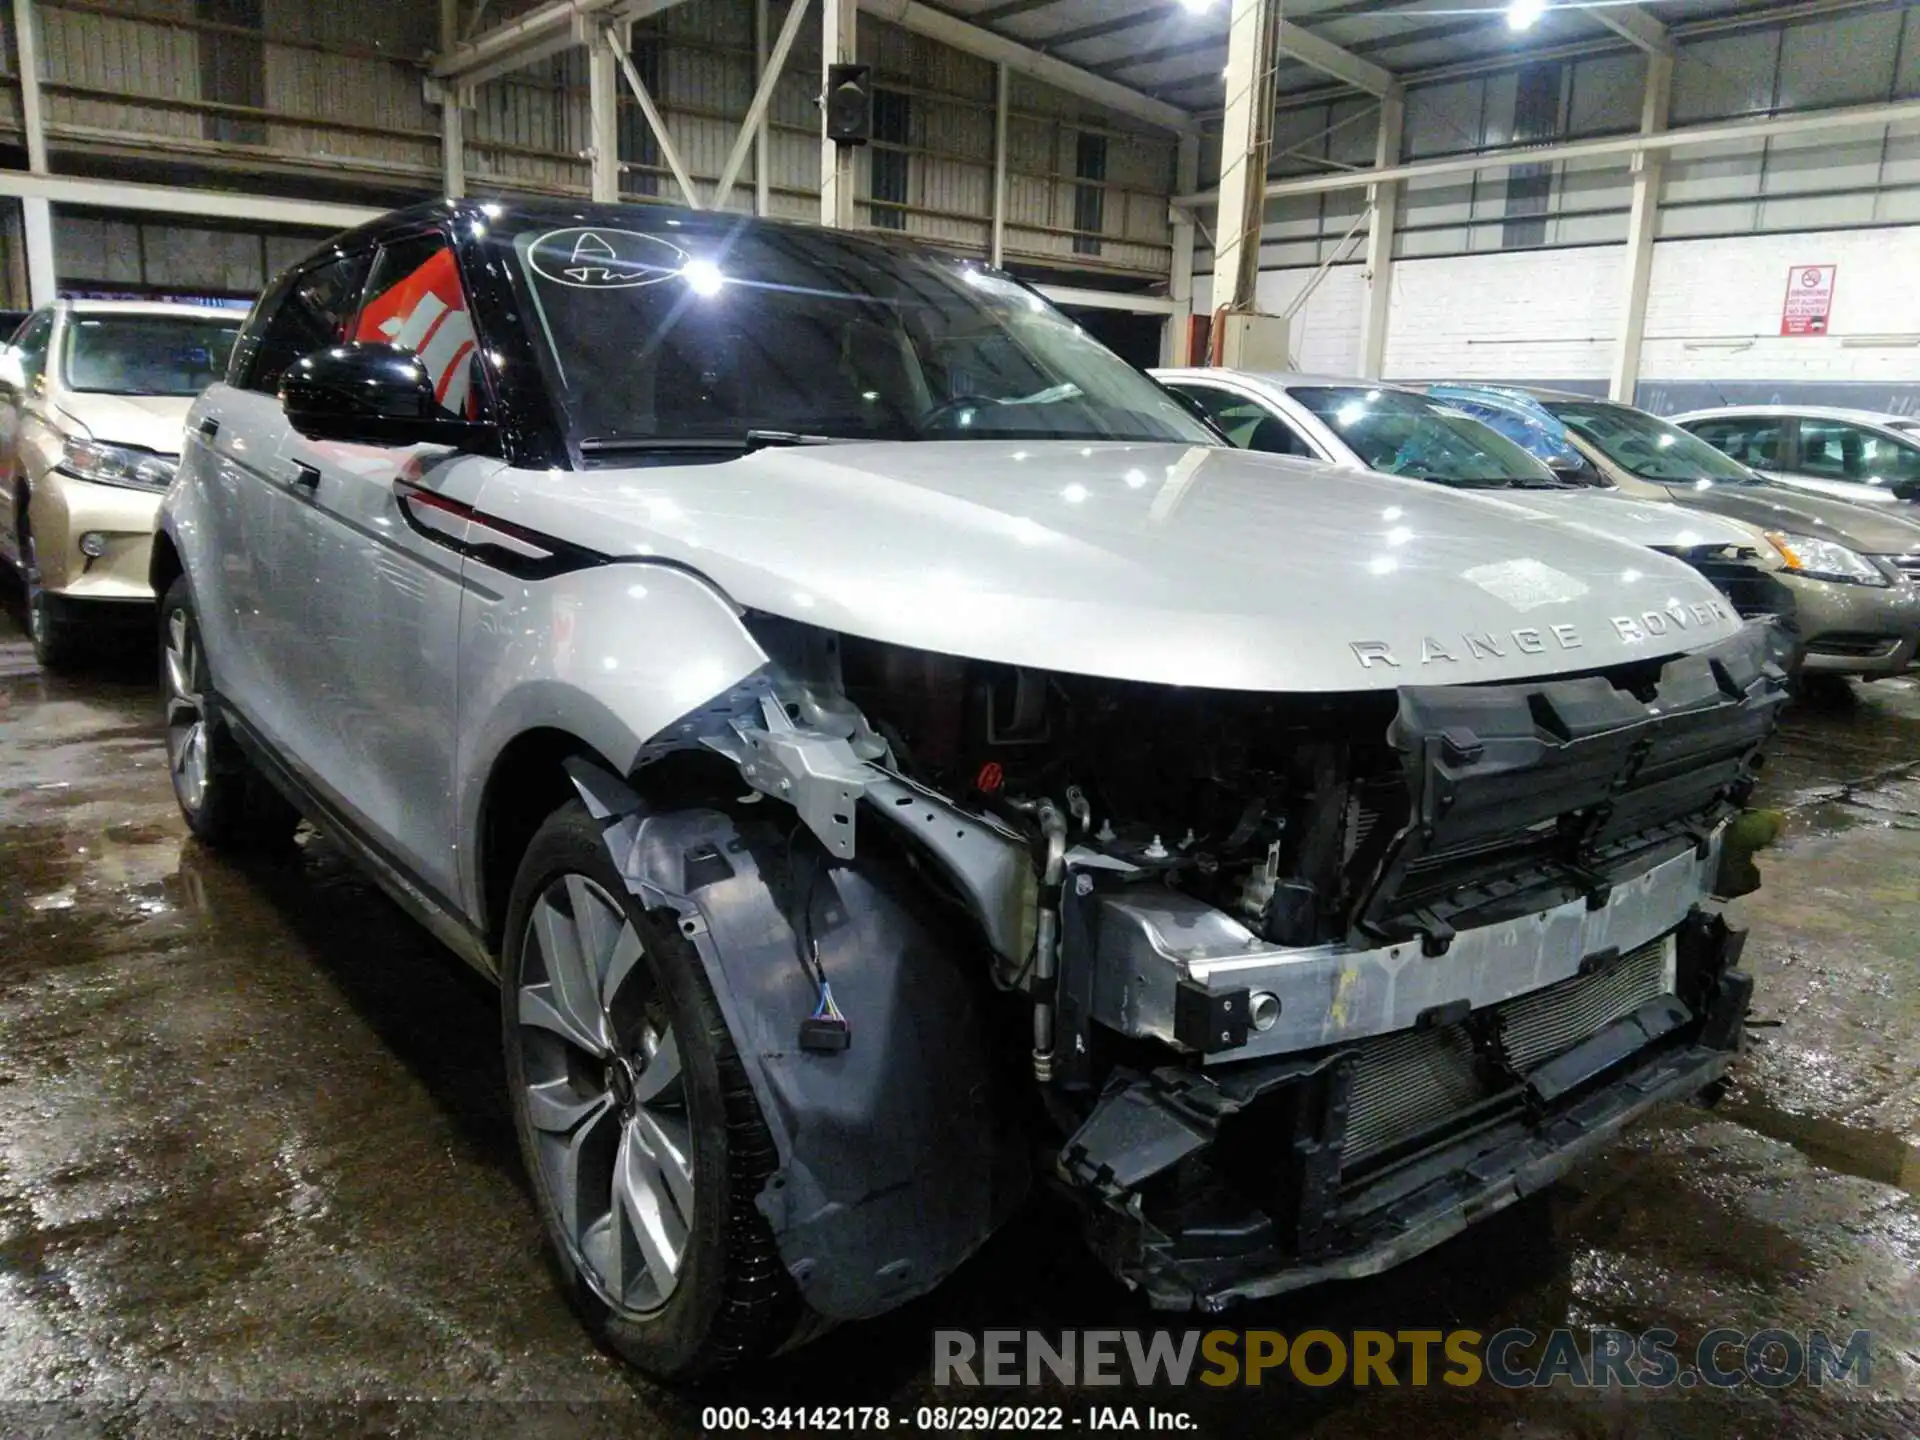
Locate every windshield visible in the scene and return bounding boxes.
[1545,400,1761,484]
[1288,385,1565,487]
[504,220,1214,455]
[62,314,240,396]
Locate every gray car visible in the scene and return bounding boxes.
[155,201,1785,1381]
[1433,385,1920,679]
[1670,404,1920,509]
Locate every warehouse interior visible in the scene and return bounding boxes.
[1,1,1918,1434]
[0,0,1915,397]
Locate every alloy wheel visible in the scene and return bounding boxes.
[516,873,694,1314]
[164,606,211,812]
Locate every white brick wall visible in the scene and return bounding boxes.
[1639,227,1920,382]
[1379,247,1625,381]
[1196,223,1920,387]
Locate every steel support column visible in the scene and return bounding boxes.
[1164,133,1199,366]
[1358,90,1403,380]
[715,0,809,210]
[588,26,621,201]
[990,62,1009,266]
[820,0,857,228]
[11,0,54,306]
[609,23,701,205]
[441,95,467,198]
[436,0,468,197]
[755,0,772,215]
[1212,0,1280,318]
[1610,49,1673,403]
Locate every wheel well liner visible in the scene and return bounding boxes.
[478,734,748,953]
[565,772,1028,1321]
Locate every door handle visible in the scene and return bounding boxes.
[288,462,321,491]
[195,416,220,440]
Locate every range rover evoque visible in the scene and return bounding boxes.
[154,201,1789,1380]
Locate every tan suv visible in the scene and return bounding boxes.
[0,300,242,667]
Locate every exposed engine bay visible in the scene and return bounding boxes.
[606,609,1790,1317]
[838,635,1409,952]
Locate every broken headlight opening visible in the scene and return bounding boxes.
[608,613,1789,1315]
[1656,542,1798,624]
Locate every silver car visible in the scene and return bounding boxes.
[157,201,1786,1380]
[1153,368,1792,626]
[1671,404,1920,509]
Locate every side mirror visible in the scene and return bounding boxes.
[281,342,494,452]
[0,349,25,393]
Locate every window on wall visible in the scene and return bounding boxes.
[197,0,266,146]
[618,37,665,198]
[1073,132,1107,256]
[870,88,911,231]
[1502,61,1562,248]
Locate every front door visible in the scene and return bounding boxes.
[272,232,500,906]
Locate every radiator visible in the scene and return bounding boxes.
[1339,935,1676,1166]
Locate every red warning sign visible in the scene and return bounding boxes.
[1780,264,1836,337]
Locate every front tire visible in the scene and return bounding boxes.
[501,799,798,1381]
[160,575,301,849]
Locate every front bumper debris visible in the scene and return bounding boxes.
[1059,912,1750,1311]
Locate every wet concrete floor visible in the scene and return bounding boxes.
[0,594,1915,1439]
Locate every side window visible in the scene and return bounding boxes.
[240,250,374,395]
[355,233,482,418]
[1796,419,1873,479]
[12,310,54,388]
[1174,385,1314,456]
[1690,418,1783,468]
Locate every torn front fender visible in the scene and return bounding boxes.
[569,763,1028,1321]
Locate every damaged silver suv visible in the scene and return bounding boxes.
[155,202,1789,1380]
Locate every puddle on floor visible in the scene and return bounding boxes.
[1718,1100,1920,1197]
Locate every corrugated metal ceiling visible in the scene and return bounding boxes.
[927,0,1787,112]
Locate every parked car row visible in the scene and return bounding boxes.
[0,201,1861,1382]
[1155,370,1920,682]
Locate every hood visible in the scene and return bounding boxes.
[1487,488,1761,552]
[57,392,195,456]
[1656,477,1920,556]
[484,441,1749,693]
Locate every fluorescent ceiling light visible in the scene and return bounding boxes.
[1508,0,1546,30]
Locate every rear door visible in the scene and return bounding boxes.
[270,229,500,905]
[1785,416,1917,503]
